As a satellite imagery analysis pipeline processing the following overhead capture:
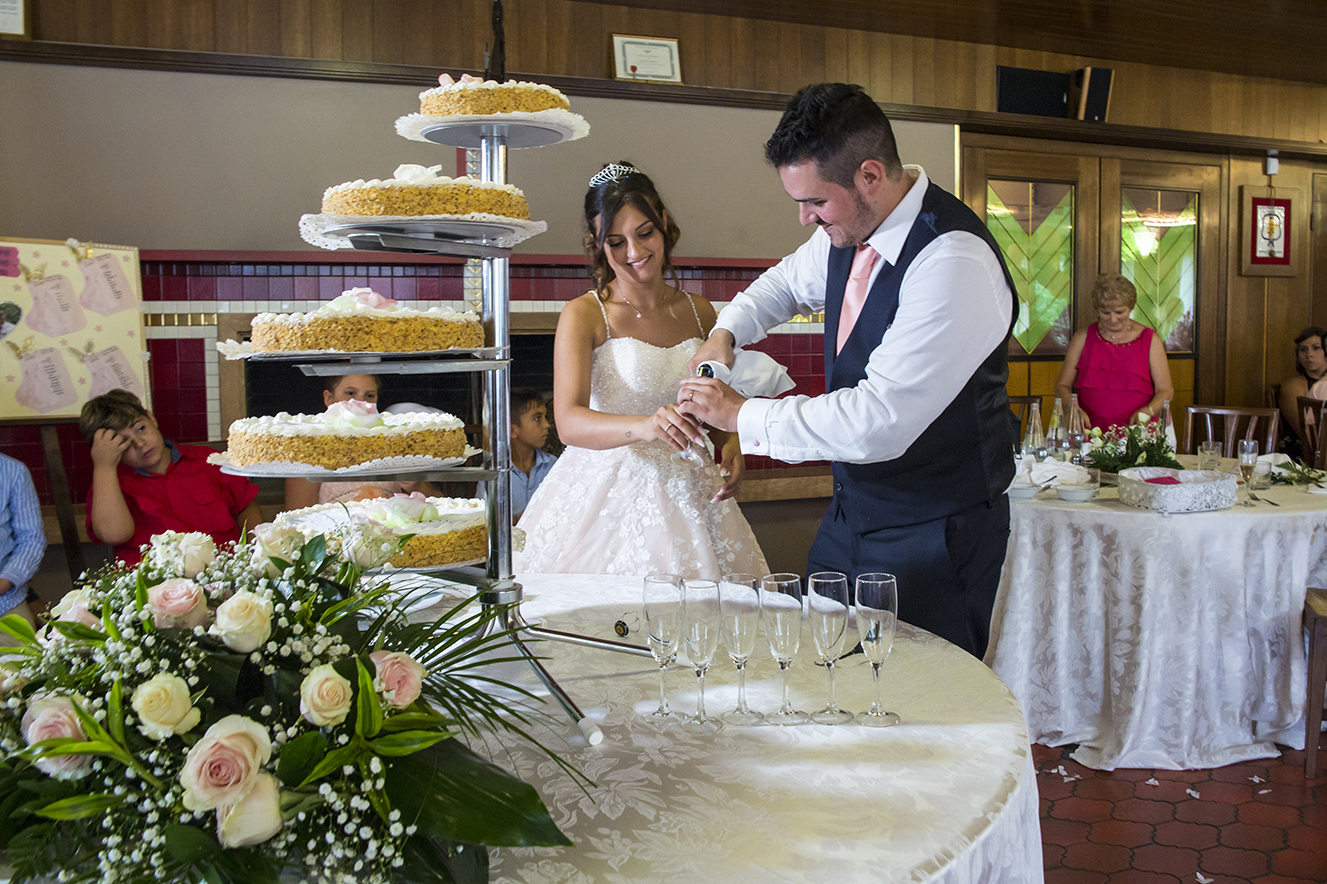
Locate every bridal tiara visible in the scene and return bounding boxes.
[588,163,638,187]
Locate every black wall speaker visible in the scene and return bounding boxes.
[996,66,1070,118]
[1073,67,1114,122]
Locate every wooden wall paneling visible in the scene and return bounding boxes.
[144,0,179,48]
[1097,156,1121,276]
[340,0,373,62]
[798,22,826,92]
[775,20,801,95]
[678,11,706,85]
[910,36,935,108]
[507,0,547,74]
[1314,173,1327,329]
[399,0,434,67]
[543,0,574,77]
[821,25,846,86]
[36,0,73,42]
[1224,155,1269,406]
[752,17,780,94]
[309,0,343,60]
[888,33,913,106]
[704,13,732,88]
[1212,73,1243,140]
[843,26,867,91]
[111,0,149,47]
[370,0,404,65]
[729,14,756,92]
[862,29,889,103]
[246,0,280,57]
[464,0,492,71]
[278,0,311,58]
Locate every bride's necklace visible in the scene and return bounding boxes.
[615,287,671,319]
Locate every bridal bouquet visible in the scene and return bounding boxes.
[1084,418,1182,473]
[0,527,571,884]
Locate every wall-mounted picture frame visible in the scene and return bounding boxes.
[1240,185,1301,277]
[0,0,31,40]
[612,35,682,84]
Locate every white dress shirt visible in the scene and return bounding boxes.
[716,166,1014,465]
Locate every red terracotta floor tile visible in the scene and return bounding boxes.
[1153,819,1220,850]
[1199,845,1271,878]
[1113,797,1178,824]
[1220,823,1289,853]
[1176,799,1238,826]
[1238,803,1303,829]
[1285,826,1324,851]
[1052,796,1117,824]
[1061,842,1134,873]
[1045,870,1112,884]
[1103,873,1183,884]
[1043,818,1094,847]
[1130,843,1202,876]
[1270,848,1327,880]
[1087,819,1157,849]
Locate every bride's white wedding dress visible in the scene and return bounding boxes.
[514,294,769,579]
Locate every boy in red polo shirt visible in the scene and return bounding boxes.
[80,389,264,566]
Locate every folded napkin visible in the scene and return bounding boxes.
[1145,476,1182,485]
[697,350,796,399]
[1025,460,1092,487]
[1258,452,1292,475]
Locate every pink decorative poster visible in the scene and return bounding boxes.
[0,237,146,419]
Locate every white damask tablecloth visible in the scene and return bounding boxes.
[481,573,1043,884]
[985,481,1327,770]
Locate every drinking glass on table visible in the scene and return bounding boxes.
[681,578,723,733]
[854,573,900,727]
[719,573,764,726]
[643,574,683,721]
[760,572,807,725]
[1237,439,1258,506]
[1198,440,1223,471]
[808,571,854,725]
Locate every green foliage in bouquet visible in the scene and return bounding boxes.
[1084,419,1183,474]
[0,526,576,884]
[1270,459,1327,486]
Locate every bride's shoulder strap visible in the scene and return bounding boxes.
[682,290,703,336]
[592,292,612,338]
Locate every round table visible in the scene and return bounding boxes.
[482,573,1044,884]
[986,477,1327,769]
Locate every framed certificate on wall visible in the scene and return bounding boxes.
[612,35,682,84]
[0,0,31,40]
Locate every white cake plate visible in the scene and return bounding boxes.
[395,110,590,147]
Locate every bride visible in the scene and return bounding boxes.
[514,162,769,579]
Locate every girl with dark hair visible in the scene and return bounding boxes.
[1276,326,1327,456]
[514,162,768,578]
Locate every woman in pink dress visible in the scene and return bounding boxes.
[1055,274,1174,430]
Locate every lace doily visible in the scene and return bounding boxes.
[299,213,546,251]
[208,448,481,477]
[394,108,590,144]
[214,340,487,360]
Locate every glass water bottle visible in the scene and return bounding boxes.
[1046,398,1065,460]
[1022,401,1045,461]
[1065,394,1086,464]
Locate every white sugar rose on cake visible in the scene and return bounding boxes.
[249,286,483,353]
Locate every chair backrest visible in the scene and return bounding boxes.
[1183,405,1280,457]
[1298,396,1326,467]
[1008,395,1040,438]
[1266,383,1281,410]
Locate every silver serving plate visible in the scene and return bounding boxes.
[419,118,572,149]
[322,219,519,257]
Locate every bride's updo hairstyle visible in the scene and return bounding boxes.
[583,161,682,300]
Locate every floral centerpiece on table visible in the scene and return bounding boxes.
[1084,418,1182,474]
[0,526,572,884]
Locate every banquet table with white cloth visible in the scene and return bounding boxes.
[985,478,1327,771]
[479,573,1044,884]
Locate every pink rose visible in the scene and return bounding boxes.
[147,578,211,630]
[217,772,283,848]
[50,590,101,629]
[345,287,397,311]
[21,695,93,779]
[370,651,426,708]
[180,715,272,811]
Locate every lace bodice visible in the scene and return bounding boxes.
[589,336,701,418]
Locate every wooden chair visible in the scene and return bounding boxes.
[1182,405,1280,457]
[1297,397,1327,468]
[1266,383,1281,410]
[1008,395,1041,438]
[1305,587,1327,777]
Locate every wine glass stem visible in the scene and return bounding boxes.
[735,661,749,713]
[779,661,793,713]
[871,661,883,714]
[825,660,838,712]
[657,664,670,715]
[695,668,707,721]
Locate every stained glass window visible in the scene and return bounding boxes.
[986,181,1074,356]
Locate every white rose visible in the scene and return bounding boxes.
[299,664,353,727]
[130,673,201,740]
[217,771,283,847]
[180,715,272,811]
[342,519,399,568]
[210,591,273,653]
[173,532,217,578]
[251,524,305,577]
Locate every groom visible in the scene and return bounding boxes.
[679,83,1019,658]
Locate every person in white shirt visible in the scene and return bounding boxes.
[680,83,1019,658]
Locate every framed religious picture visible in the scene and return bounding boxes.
[1240,185,1302,277]
[611,35,682,84]
[0,0,31,40]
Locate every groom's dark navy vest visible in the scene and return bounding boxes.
[824,181,1019,532]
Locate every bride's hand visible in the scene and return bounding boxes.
[712,435,745,501]
[645,404,704,452]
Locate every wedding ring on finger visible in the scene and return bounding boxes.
[687,390,694,401]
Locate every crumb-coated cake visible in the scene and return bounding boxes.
[275,493,487,569]
[420,73,570,117]
[321,163,529,219]
[250,288,483,353]
[226,400,468,470]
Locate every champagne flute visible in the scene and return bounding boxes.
[808,572,854,725]
[643,574,683,721]
[719,573,764,726]
[672,365,715,467]
[760,572,807,725]
[1237,439,1258,506]
[681,579,723,733]
[855,573,900,727]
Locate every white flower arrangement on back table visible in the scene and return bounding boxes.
[0,527,576,884]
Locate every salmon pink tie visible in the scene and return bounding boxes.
[836,244,880,355]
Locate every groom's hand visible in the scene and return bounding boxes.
[678,378,745,433]
[688,329,736,375]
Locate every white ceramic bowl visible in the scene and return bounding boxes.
[1008,483,1041,500]
[1056,484,1099,503]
